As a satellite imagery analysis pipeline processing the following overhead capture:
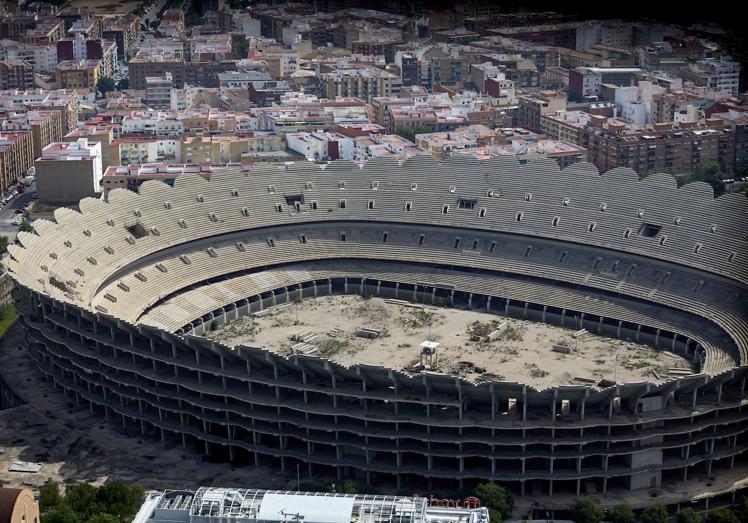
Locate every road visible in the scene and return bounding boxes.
[0,181,36,243]
[142,0,170,25]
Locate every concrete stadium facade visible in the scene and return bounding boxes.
[7,156,748,505]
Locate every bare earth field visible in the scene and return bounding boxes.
[0,325,289,492]
[60,0,141,15]
[210,295,691,388]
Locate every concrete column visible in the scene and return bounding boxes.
[655,328,661,347]
[542,305,547,322]
[395,282,400,299]
[468,293,473,308]
[486,296,492,312]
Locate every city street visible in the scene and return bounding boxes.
[0,181,36,243]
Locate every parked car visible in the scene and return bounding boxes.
[14,208,24,214]
[11,218,21,226]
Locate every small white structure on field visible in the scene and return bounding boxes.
[420,340,439,369]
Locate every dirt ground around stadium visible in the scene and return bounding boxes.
[211,295,692,388]
[0,324,290,493]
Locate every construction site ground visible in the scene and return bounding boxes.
[211,295,691,388]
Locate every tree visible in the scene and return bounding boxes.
[569,497,605,523]
[40,480,62,512]
[474,483,513,522]
[705,508,739,523]
[96,481,144,517]
[97,77,116,95]
[44,503,81,523]
[640,502,668,523]
[235,38,249,59]
[19,219,34,233]
[84,514,118,523]
[677,162,727,197]
[607,503,636,523]
[393,126,435,143]
[734,495,748,522]
[0,235,7,256]
[65,483,101,521]
[676,507,702,523]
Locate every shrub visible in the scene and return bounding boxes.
[569,497,604,523]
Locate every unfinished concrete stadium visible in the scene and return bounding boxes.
[6,155,748,506]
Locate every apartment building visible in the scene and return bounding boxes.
[0,59,33,90]
[103,16,140,61]
[514,91,567,132]
[0,88,80,132]
[1,42,57,73]
[541,110,736,175]
[0,131,32,195]
[145,73,174,110]
[63,126,117,171]
[320,66,401,103]
[35,137,102,203]
[0,110,64,160]
[680,57,741,97]
[55,59,99,90]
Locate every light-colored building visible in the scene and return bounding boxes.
[132,487,489,523]
[55,59,99,90]
[35,137,102,203]
[680,56,741,97]
[145,73,174,110]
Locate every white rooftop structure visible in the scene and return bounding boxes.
[134,488,489,523]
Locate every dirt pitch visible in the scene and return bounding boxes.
[210,295,691,388]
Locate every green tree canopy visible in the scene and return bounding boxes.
[734,495,748,522]
[676,507,702,523]
[393,126,436,143]
[705,507,739,523]
[474,483,513,522]
[97,77,116,95]
[39,480,145,523]
[65,483,102,521]
[640,502,668,523]
[0,235,8,256]
[607,503,636,523]
[676,161,728,196]
[569,496,605,523]
[19,219,34,233]
[44,503,81,523]
[40,480,62,512]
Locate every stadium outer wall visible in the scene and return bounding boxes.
[12,274,748,509]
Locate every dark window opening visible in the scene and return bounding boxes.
[284,193,305,205]
[457,198,477,210]
[638,223,662,238]
[125,222,149,239]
